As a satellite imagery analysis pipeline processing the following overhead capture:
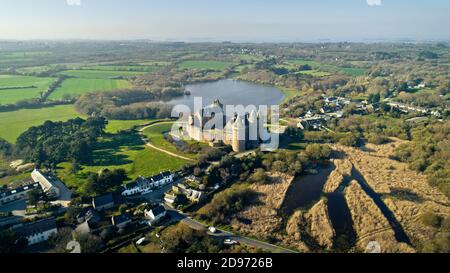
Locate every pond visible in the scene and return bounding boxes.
[166,79,285,111]
[281,164,335,215]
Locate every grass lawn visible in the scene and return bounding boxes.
[49,78,131,100]
[0,75,54,105]
[178,60,233,70]
[56,132,189,192]
[279,87,299,103]
[105,119,157,134]
[59,69,145,79]
[0,172,32,187]
[142,122,198,160]
[0,104,82,143]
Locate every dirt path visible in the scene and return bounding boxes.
[139,122,195,162]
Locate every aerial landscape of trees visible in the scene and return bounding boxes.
[15,117,107,167]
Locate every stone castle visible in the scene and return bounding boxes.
[186,99,264,152]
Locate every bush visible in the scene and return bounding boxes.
[338,133,361,147]
[420,211,442,228]
[366,134,390,145]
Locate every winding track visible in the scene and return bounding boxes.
[138,121,195,162]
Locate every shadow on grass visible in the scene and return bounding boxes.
[90,133,145,167]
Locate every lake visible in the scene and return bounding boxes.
[167,79,285,112]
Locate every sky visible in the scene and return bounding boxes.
[0,0,449,42]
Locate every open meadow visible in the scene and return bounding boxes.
[177,60,234,70]
[142,122,199,160]
[59,69,145,79]
[0,75,54,105]
[0,104,81,143]
[48,78,131,100]
[286,59,366,77]
[57,132,189,193]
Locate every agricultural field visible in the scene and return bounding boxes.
[81,64,165,73]
[177,60,234,70]
[235,54,264,62]
[0,75,54,105]
[59,69,145,79]
[286,59,366,76]
[0,104,82,143]
[48,78,131,100]
[296,70,331,77]
[0,51,53,70]
[57,132,189,192]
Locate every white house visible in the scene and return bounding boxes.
[13,218,58,246]
[0,183,40,205]
[31,169,60,198]
[122,172,175,196]
[144,205,167,224]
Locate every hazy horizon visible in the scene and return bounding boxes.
[0,0,449,42]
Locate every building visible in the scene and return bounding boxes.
[31,169,60,198]
[144,205,167,224]
[172,183,206,203]
[0,183,40,205]
[164,193,178,205]
[185,99,265,152]
[111,213,132,229]
[121,172,175,196]
[13,218,57,246]
[92,193,115,211]
[297,116,326,131]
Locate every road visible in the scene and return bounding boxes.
[139,122,195,162]
[166,207,298,253]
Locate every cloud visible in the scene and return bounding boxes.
[66,0,81,6]
[367,0,382,6]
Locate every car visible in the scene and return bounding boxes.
[208,226,217,233]
[224,239,238,245]
[136,237,147,245]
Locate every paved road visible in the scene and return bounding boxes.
[166,208,297,253]
[139,122,195,162]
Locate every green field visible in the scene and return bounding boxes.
[49,78,131,100]
[57,132,189,192]
[0,104,82,143]
[105,119,156,134]
[287,59,366,77]
[178,60,234,70]
[143,122,198,160]
[59,69,145,79]
[339,67,366,76]
[0,172,33,187]
[82,64,165,73]
[0,75,54,105]
[296,70,331,77]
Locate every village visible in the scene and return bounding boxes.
[0,167,230,252]
[296,91,444,132]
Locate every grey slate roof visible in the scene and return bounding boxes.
[0,183,40,199]
[151,205,166,217]
[92,193,114,208]
[14,218,57,237]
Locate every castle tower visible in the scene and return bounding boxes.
[232,115,247,152]
[247,110,259,148]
